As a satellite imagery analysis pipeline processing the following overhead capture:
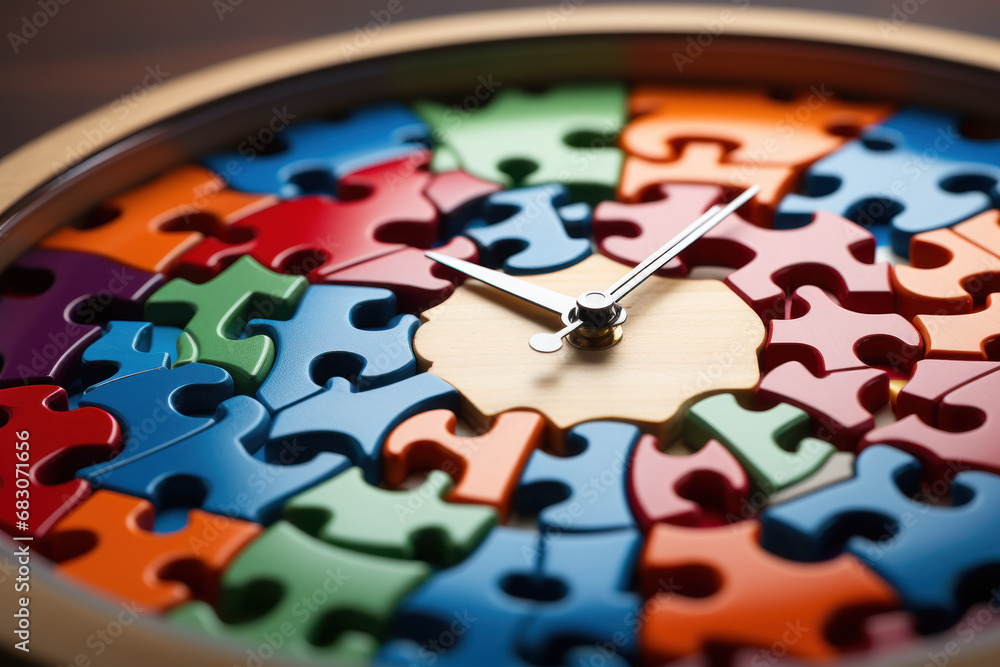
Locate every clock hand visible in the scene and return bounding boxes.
[425,251,577,315]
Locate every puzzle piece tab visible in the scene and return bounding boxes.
[0,249,163,386]
[44,490,261,612]
[684,393,835,492]
[639,521,898,663]
[415,84,626,199]
[515,421,640,533]
[0,385,121,538]
[464,185,591,275]
[762,445,1000,629]
[247,285,418,412]
[40,165,274,274]
[915,293,1000,360]
[80,321,181,391]
[171,520,430,662]
[202,103,430,197]
[285,467,497,565]
[145,256,307,394]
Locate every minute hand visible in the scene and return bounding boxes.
[607,184,760,303]
[425,251,576,315]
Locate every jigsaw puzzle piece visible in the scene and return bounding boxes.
[176,154,439,282]
[87,395,346,526]
[762,445,1000,628]
[639,521,898,663]
[202,103,430,197]
[424,168,502,237]
[766,285,923,375]
[0,249,163,386]
[382,409,545,520]
[464,184,591,275]
[80,321,181,391]
[268,373,458,482]
[892,358,1000,423]
[145,256,307,394]
[247,285,418,412]
[415,84,626,199]
[627,435,749,530]
[171,520,430,662]
[915,293,1000,360]
[43,490,261,612]
[954,209,1000,257]
[40,165,274,274]
[756,362,889,450]
[285,467,497,565]
[623,87,891,166]
[0,385,120,538]
[321,236,478,314]
[892,228,1000,319]
[514,421,640,533]
[76,363,233,478]
[684,393,835,492]
[777,108,1000,256]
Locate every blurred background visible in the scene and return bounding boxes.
[0,0,997,158]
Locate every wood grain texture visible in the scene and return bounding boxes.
[416,254,765,441]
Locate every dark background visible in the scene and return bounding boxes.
[0,0,998,159]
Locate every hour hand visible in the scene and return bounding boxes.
[425,251,576,315]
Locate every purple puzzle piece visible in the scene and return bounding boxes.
[0,249,163,386]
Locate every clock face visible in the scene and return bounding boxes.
[4,28,1000,667]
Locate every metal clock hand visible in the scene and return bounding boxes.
[425,251,576,315]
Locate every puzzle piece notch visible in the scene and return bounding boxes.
[176,154,440,283]
[684,393,835,493]
[766,285,923,376]
[756,361,888,450]
[514,421,640,533]
[0,385,121,538]
[0,249,163,386]
[80,321,181,391]
[171,520,430,662]
[382,409,545,520]
[43,490,261,612]
[145,256,307,394]
[40,164,275,274]
[247,285,418,412]
[285,467,497,566]
[201,103,430,197]
[639,521,898,663]
[762,445,1000,629]
[915,293,1000,361]
[627,434,750,530]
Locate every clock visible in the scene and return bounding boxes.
[3,7,1000,667]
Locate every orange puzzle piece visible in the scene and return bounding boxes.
[915,294,1000,361]
[43,490,261,612]
[639,521,898,664]
[41,165,275,274]
[892,228,1000,320]
[381,409,545,520]
[954,209,1000,258]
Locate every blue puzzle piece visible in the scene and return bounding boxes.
[465,184,591,274]
[247,285,418,412]
[76,363,234,480]
[762,445,1000,629]
[88,395,347,529]
[81,321,182,391]
[777,108,1000,257]
[515,421,640,533]
[267,373,458,482]
[202,103,429,197]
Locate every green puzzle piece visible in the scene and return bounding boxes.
[285,468,497,566]
[170,521,430,662]
[415,84,627,201]
[145,256,307,394]
[683,393,835,493]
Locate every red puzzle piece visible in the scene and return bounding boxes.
[627,435,749,531]
[43,490,262,612]
[424,168,502,236]
[756,361,888,450]
[766,286,923,376]
[894,359,1000,423]
[0,385,121,539]
[175,152,439,283]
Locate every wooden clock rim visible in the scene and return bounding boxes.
[3,6,1000,667]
